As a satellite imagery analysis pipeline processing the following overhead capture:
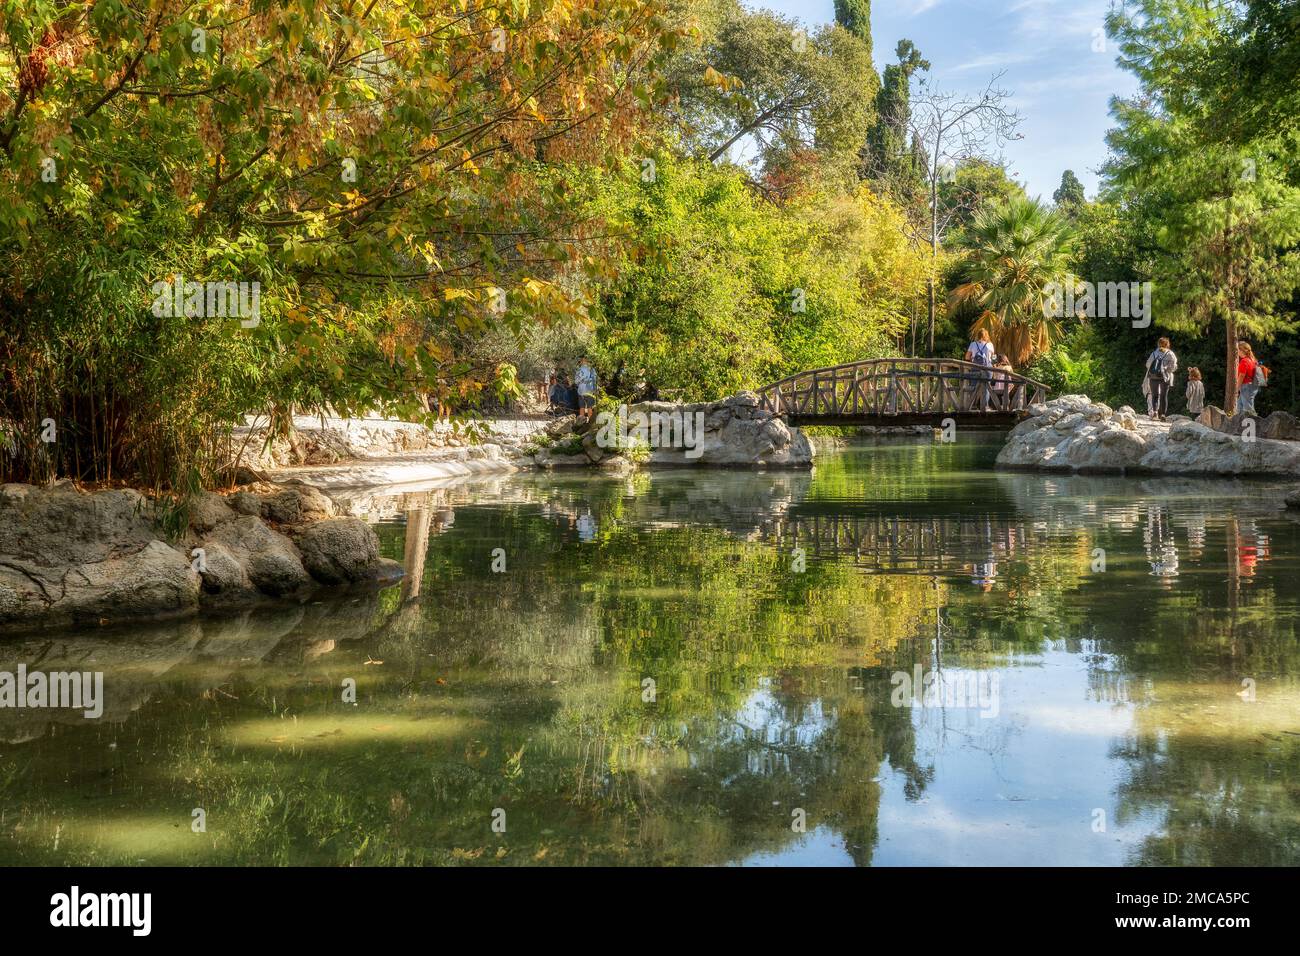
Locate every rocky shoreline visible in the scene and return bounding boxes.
[8,392,1300,635]
[0,395,814,634]
[0,480,403,635]
[997,395,1300,478]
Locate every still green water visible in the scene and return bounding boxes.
[2,438,1298,866]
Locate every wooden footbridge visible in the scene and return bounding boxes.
[756,358,1049,427]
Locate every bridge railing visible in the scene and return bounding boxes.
[756,358,1049,420]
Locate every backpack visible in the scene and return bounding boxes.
[1147,350,1167,379]
[1254,361,1270,387]
[971,341,994,368]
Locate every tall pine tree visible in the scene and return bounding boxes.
[833,0,873,60]
[1053,170,1086,211]
[862,39,930,208]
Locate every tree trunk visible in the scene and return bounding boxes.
[1224,316,1238,413]
[928,159,939,356]
[1222,186,1238,414]
[927,278,936,356]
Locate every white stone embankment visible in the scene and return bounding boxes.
[998,395,1300,477]
[254,393,815,488]
[269,444,530,490]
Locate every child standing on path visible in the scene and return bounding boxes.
[574,356,599,425]
[1185,367,1205,416]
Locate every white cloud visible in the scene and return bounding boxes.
[899,0,942,16]
[1009,0,1111,40]
[948,51,1037,74]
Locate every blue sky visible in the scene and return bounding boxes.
[746,0,1140,200]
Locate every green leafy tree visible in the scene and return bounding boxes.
[833,0,872,51]
[1162,0,1300,145]
[862,39,929,210]
[663,0,875,181]
[940,158,1027,241]
[590,154,927,397]
[1105,0,1300,410]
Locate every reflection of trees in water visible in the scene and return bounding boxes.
[984,476,1300,865]
[365,466,1300,866]
[10,457,1300,864]
[369,467,1300,868]
[1113,711,1300,866]
[360,496,960,866]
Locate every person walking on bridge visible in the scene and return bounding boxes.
[965,329,996,412]
[993,355,1016,409]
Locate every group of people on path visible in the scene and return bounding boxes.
[547,356,599,423]
[1141,337,1268,421]
[965,329,1269,421]
[545,358,660,421]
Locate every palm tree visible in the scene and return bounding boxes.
[948,196,1075,366]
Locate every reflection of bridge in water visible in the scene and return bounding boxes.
[757,358,1050,427]
[765,512,1031,578]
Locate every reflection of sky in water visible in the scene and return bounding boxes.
[739,826,855,867]
[363,443,1300,866]
[741,650,1165,866]
[711,682,833,778]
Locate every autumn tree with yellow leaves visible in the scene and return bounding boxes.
[0,0,674,485]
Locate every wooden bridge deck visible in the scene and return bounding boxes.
[756,358,1049,427]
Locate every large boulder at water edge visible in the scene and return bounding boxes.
[202,516,312,597]
[1198,405,1300,442]
[531,393,814,469]
[998,395,1300,476]
[293,517,403,586]
[0,482,200,630]
[0,480,403,633]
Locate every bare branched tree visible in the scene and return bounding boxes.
[909,74,1023,354]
